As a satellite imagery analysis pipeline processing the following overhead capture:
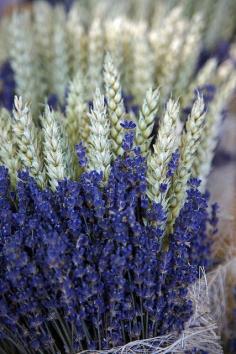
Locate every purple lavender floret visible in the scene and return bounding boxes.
[120,120,136,129]
[167,150,180,178]
[0,145,216,352]
[160,183,168,193]
[76,142,87,167]
[122,131,135,151]
[120,120,136,151]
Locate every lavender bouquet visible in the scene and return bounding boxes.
[0,51,224,352]
[0,1,235,353]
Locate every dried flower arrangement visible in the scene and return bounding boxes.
[0,53,226,354]
[0,1,235,353]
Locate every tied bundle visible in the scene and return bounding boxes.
[0,1,235,353]
[0,53,224,353]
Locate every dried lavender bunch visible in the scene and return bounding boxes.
[0,131,216,352]
[0,3,233,354]
[0,51,222,354]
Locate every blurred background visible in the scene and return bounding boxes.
[0,0,74,16]
[0,0,21,16]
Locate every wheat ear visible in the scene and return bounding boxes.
[42,106,67,190]
[104,53,126,157]
[135,88,159,156]
[12,96,45,188]
[147,98,180,209]
[167,95,205,234]
[87,88,111,181]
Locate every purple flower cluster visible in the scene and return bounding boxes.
[32,0,74,12]
[183,84,216,119]
[0,61,15,111]
[167,150,180,178]
[0,133,216,353]
[75,142,87,168]
[196,41,231,71]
